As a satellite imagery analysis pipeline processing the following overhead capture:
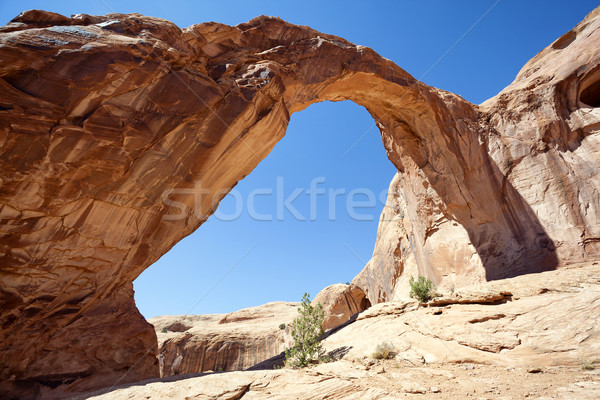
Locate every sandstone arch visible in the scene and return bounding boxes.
[0,8,599,399]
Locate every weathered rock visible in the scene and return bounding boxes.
[53,263,600,399]
[329,263,600,367]
[354,7,600,304]
[312,284,371,331]
[0,7,598,399]
[151,292,369,377]
[78,356,600,400]
[402,381,427,394]
[149,302,297,376]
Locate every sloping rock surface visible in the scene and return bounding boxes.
[0,7,599,399]
[77,364,600,400]
[332,263,600,367]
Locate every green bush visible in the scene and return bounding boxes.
[285,292,325,368]
[409,275,435,303]
[161,327,167,333]
[372,342,395,360]
[279,323,286,330]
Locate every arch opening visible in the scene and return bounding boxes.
[134,100,394,375]
[134,100,395,319]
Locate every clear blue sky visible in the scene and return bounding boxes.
[2,1,597,318]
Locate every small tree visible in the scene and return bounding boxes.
[409,275,435,303]
[285,292,325,368]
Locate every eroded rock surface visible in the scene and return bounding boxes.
[313,283,371,331]
[151,289,370,377]
[333,263,600,367]
[75,364,600,400]
[149,302,297,376]
[354,7,600,304]
[0,6,599,399]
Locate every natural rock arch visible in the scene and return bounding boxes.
[0,9,599,399]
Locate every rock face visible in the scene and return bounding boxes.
[149,302,297,376]
[353,7,600,304]
[312,284,371,331]
[0,7,599,399]
[151,290,368,377]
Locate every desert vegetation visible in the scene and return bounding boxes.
[372,342,396,360]
[285,293,325,368]
[409,275,435,303]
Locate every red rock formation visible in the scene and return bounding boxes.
[353,8,600,303]
[313,284,371,331]
[0,7,598,399]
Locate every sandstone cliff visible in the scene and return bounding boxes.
[150,302,297,376]
[0,7,599,399]
[151,288,370,377]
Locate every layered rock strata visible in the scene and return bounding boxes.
[150,302,297,376]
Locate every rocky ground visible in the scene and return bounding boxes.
[74,262,600,399]
[324,263,600,368]
[75,360,600,400]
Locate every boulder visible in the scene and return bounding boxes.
[313,284,371,331]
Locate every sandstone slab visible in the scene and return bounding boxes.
[149,302,297,376]
[329,263,600,368]
[77,361,600,400]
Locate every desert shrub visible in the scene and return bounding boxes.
[285,292,325,368]
[409,275,435,303]
[279,323,286,330]
[581,361,596,370]
[372,342,396,360]
[161,327,167,333]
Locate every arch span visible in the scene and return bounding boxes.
[1,9,599,398]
